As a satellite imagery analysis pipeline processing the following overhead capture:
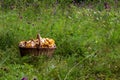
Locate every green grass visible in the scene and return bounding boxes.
[0,1,120,80]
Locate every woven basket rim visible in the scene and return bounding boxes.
[19,46,56,49]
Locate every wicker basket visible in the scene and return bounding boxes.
[19,34,56,57]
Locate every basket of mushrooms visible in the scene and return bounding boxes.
[19,34,56,57]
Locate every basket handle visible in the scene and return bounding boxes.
[37,34,41,47]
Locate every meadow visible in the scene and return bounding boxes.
[0,1,120,80]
